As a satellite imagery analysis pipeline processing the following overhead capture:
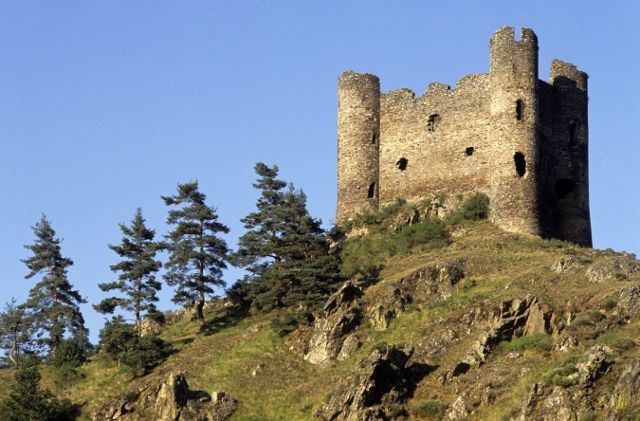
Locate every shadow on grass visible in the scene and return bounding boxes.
[201,305,249,336]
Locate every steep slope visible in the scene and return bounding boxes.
[3,215,640,420]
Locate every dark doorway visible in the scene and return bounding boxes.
[367,182,376,199]
[514,152,526,177]
[396,158,408,171]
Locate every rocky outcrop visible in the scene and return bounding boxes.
[617,285,640,320]
[366,286,410,331]
[92,372,237,421]
[305,281,364,365]
[606,359,640,420]
[317,345,414,421]
[585,255,640,283]
[448,295,557,380]
[396,260,466,303]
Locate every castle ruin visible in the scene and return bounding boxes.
[336,26,592,247]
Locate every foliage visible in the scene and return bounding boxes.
[600,297,617,311]
[0,359,78,420]
[95,208,163,333]
[163,182,230,327]
[98,316,168,377]
[0,298,34,365]
[447,192,490,224]
[596,331,635,351]
[340,218,449,279]
[48,333,92,368]
[22,216,86,351]
[541,361,579,387]
[270,310,313,337]
[500,333,552,353]
[410,399,447,418]
[229,163,342,312]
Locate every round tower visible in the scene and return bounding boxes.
[488,27,542,237]
[548,60,592,246]
[337,71,380,223]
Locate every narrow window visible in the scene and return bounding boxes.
[555,179,576,199]
[514,152,526,177]
[465,147,475,156]
[396,158,408,171]
[516,100,523,120]
[371,133,377,145]
[568,121,578,146]
[367,182,376,199]
[427,114,440,132]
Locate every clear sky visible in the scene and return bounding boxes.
[1,1,639,343]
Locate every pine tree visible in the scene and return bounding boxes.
[95,208,163,333]
[229,163,341,311]
[162,182,230,328]
[0,298,33,365]
[1,359,72,420]
[22,216,86,351]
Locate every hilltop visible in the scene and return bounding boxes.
[2,197,640,420]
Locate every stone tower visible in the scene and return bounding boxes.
[336,26,592,247]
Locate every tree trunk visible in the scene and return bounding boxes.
[195,298,205,329]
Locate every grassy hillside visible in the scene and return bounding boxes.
[2,207,639,420]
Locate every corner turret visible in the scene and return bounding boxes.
[337,71,381,223]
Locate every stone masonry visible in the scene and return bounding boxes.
[337,26,592,247]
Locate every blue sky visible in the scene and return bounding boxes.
[1,2,639,342]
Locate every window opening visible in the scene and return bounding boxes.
[367,182,376,199]
[465,147,475,156]
[371,133,377,145]
[569,121,578,146]
[516,100,523,120]
[514,152,526,177]
[427,114,440,132]
[396,158,408,171]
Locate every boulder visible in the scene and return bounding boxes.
[317,345,414,421]
[92,372,237,421]
[617,285,640,320]
[305,281,364,365]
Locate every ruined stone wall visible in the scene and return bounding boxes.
[336,26,592,246]
[378,75,492,205]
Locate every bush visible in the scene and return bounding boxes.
[541,363,578,387]
[98,316,169,377]
[461,278,477,291]
[270,310,313,337]
[396,218,449,249]
[447,192,490,224]
[601,297,617,311]
[49,336,89,368]
[500,333,552,353]
[411,399,447,418]
[596,332,635,351]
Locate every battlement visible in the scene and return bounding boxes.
[337,27,592,247]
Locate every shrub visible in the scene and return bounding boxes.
[270,310,313,337]
[397,218,449,249]
[601,297,617,311]
[49,336,89,368]
[448,192,490,224]
[596,332,635,351]
[411,399,447,418]
[541,363,578,387]
[500,333,553,353]
[98,316,169,377]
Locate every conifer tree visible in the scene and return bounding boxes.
[229,163,341,311]
[0,298,33,365]
[22,216,86,351]
[95,208,163,333]
[162,182,229,328]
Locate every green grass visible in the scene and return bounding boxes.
[499,333,553,353]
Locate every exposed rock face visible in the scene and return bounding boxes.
[305,281,364,365]
[617,285,640,320]
[317,345,414,421]
[449,295,557,379]
[92,372,237,421]
[396,260,466,303]
[366,286,410,331]
[585,255,640,283]
[606,359,640,419]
